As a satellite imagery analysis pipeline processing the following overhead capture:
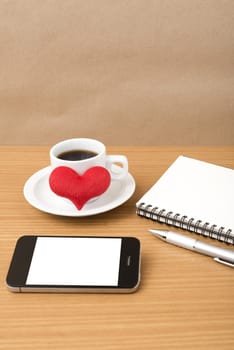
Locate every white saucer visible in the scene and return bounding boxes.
[23,166,136,216]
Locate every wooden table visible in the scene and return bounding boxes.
[0,146,233,350]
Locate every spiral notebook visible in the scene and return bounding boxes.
[136,156,234,244]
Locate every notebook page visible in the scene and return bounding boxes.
[137,156,234,231]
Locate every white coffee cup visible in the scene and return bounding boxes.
[50,138,128,180]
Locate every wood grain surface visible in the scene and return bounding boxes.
[0,146,233,349]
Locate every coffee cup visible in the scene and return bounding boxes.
[50,138,128,180]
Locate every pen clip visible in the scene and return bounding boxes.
[214,257,234,268]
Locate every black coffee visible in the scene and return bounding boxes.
[57,149,98,161]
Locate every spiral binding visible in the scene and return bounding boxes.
[136,202,234,245]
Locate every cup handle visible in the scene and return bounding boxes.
[106,155,128,180]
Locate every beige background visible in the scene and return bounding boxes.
[1,0,233,145]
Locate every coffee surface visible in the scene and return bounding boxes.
[58,149,98,161]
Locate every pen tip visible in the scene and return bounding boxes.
[149,229,168,239]
[148,229,154,234]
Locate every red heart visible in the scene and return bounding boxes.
[49,166,111,210]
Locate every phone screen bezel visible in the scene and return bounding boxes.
[6,235,140,291]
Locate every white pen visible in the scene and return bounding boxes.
[149,229,234,268]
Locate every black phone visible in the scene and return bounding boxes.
[6,235,141,293]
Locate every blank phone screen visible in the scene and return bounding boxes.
[26,237,122,286]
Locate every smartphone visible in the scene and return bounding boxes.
[6,235,141,293]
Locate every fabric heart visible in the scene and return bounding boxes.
[49,166,111,210]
